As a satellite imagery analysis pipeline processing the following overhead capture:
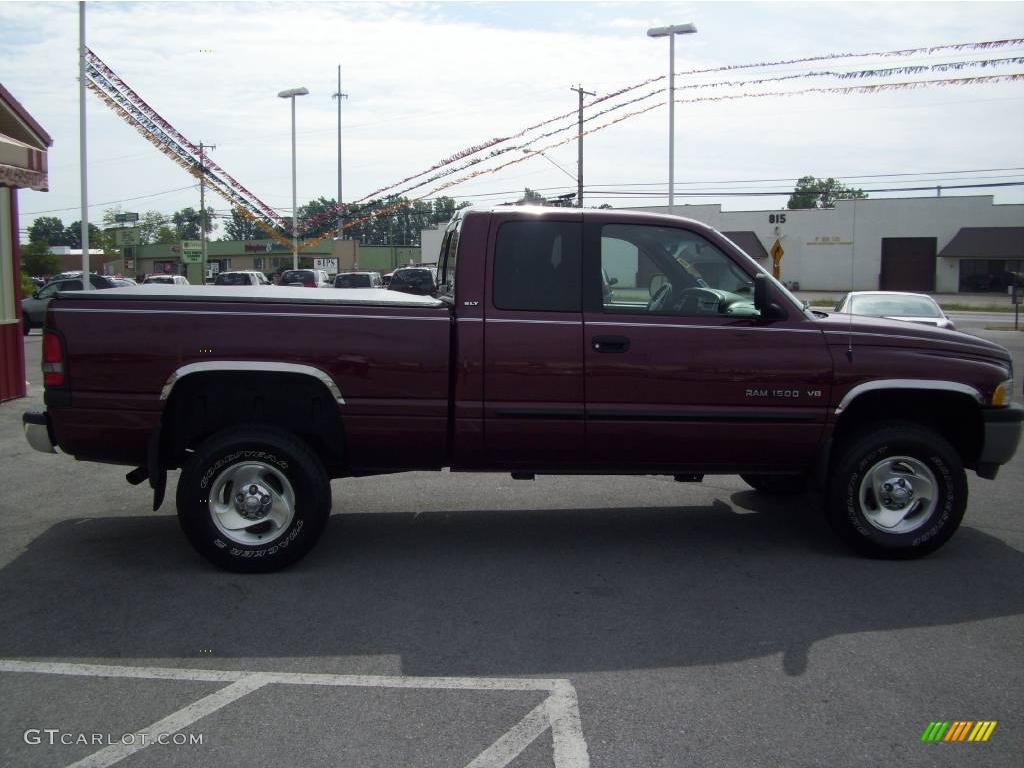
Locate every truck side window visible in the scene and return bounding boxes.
[438,223,460,299]
[600,224,757,318]
[494,221,581,312]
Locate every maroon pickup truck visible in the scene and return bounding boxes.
[23,207,1022,572]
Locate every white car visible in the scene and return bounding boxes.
[279,269,331,288]
[833,291,956,330]
[214,271,272,286]
[143,274,190,286]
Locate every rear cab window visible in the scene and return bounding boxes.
[493,220,581,312]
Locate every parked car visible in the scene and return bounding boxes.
[280,269,331,288]
[214,271,272,286]
[387,266,437,295]
[21,274,118,334]
[833,291,956,330]
[334,271,383,289]
[143,274,190,286]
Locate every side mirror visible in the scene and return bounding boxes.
[32,290,40,299]
[754,273,788,321]
[754,273,768,315]
[608,277,619,286]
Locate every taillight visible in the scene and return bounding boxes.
[42,332,65,387]
[303,280,314,288]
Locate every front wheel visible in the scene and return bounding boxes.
[22,314,31,336]
[176,426,331,572]
[827,423,967,559]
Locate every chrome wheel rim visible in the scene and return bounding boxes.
[208,461,296,545]
[858,455,938,534]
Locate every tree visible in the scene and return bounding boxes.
[138,211,170,245]
[100,208,168,246]
[222,208,263,241]
[19,240,61,277]
[171,207,215,240]
[28,216,70,245]
[296,194,465,246]
[517,187,547,205]
[514,187,575,207]
[64,221,105,249]
[787,176,867,210]
[154,225,179,245]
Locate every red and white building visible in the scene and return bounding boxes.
[1,82,51,402]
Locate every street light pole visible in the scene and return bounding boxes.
[647,23,697,212]
[79,1,90,288]
[278,86,309,270]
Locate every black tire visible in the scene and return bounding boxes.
[22,314,31,336]
[176,426,331,572]
[740,473,807,495]
[826,423,967,559]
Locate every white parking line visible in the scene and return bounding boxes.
[65,675,270,768]
[1,659,590,768]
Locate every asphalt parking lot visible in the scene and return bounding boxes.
[2,326,1022,767]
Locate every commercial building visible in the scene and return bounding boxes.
[634,195,1023,294]
[421,195,1022,295]
[130,237,357,280]
[1,83,50,402]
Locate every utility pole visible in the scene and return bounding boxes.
[79,1,90,287]
[332,66,348,238]
[199,141,215,282]
[570,85,594,208]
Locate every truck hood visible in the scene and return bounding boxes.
[813,311,1010,363]
[57,284,446,308]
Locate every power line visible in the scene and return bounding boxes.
[583,167,1024,188]
[21,185,199,216]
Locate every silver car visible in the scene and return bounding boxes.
[833,291,956,330]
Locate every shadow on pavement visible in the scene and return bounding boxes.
[1,499,1021,678]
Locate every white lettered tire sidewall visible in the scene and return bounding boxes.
[176,427,331,572]
[828,424,967,559]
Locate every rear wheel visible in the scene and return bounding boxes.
[176,426,331,572]
[22,314,30,336]
[740,473,807,495]
[827,423,966,558]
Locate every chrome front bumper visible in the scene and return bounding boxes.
[23,410,56,454]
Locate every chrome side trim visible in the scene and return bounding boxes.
[486,318,581,326]
[160,361,345,404]
[53,307,449,322]
[835,379,983,415]
[588,321,819,333]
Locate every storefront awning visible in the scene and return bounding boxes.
[0,82,51,191]
[938,227,1024,259]
[722,231,770,260]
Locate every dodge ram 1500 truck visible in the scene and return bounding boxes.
[23,207,1023,572]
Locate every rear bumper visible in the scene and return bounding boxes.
[976,403,1023,479]
[23,409,56,454]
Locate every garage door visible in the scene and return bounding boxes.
[880,238,936,291]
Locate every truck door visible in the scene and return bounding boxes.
[482,213,585,468]
[582,219,832,471]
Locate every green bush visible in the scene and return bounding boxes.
[20,272,36,299]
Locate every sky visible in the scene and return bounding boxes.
[2,0,1024,240]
